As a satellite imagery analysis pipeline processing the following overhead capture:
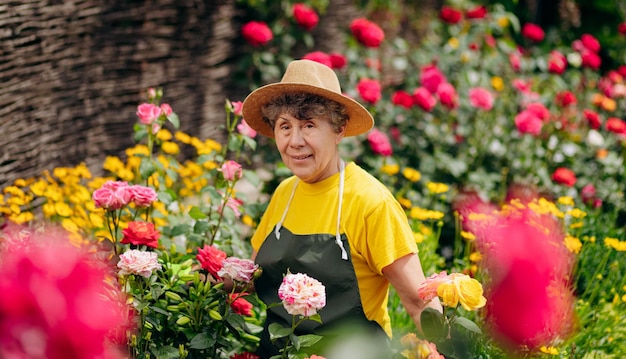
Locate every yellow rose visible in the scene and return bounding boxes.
[437,282,459,307]
[453,274,487,311]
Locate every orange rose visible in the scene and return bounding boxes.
[121,221,160,248]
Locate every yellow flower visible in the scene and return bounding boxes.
[447,37,460,49]
[453,274,487,311]
[397,197,412,209]
[426,182,449,194]
[156,128,172,141]
[126,144,150,157]
[381,163,400,176]
[497,16,509,28]
[461,231,476,242]
[491,76,504,92]
[540,346,559,355]
[558,196,575,206]
[242,215,254,227]
[409,207,444,221]
[413,232,424,244]
[402,168,421,182]
[174,131,192,144]
[566,208,587,219]
[55,202,73,217]
[437,282,459,307]
[161,141,180,155]
[469,251,482,262]
[564,235,582,254]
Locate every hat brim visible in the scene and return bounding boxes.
[241,83,374,138]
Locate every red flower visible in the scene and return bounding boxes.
[121,221,160,248]
[547,50,567,74]
[229,293,253,316]
[552,167,577,187]
[437,82,458,109]
[465,5,488,19]
[579,34,600,53]
[581,51,601,70]
[391,90,413,109]
[606,117,626,136]
[230,352,260,359]
[367,128,393,156]
[440,6,463,24]
[420,64,447,94]
[521,23,545,42]
[525,102,550,122]
[514,110,543,136]
[413,87,437,112]
[356,78,382,104]
[329,52,347,69]
[196,245,227,278]
[583,109,602,129]
[302,51,332,67]
[293,3,319,31]
[619,22,626,35]
[241,21,273,47]
[349,18,385,48]
[555,91,577,107]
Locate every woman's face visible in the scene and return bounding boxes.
[274,113,345,183]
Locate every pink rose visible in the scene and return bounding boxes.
[128,185,158,207]
[606,117,626,136]
[302,51,333,68]
[367,128,393,156]
[436,82,458,109]
[583,109,602,129]
[440,6,463,24]
[465,5,488,19]
[413,87,437,112]
[420,64,447,94]
[619,22,626,36]
[196,245,227,279]
[92,180,132,210]
[579,34,600,53]
[555,91,577,107]
[468,87,494,110]
[581,51,601,70]
[552,167,577,187]
[241,21,273,47]
[231,101,243,116]
[329,53,347,69]
[514,110,543,136]
[525,102,550,122]
[521,23,545,42]
[391,90,413,109]
[349,18,385,48]
[356,78,382,104]
[136,103,162,125]
[160,103,173,116]
[229,293,254,316]
[221,160,243,181]
[547,50,567,74]
[509,52,521,72]
[293,3,319,31]
[417,271,450,304]
[217,257,259,283]
[237,119,257,138]
[278,272,326,317]
[117,249,162,278]
[221,196,243,218]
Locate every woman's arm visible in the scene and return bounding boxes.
[382,253,443,332]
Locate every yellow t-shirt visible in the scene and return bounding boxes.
[251,162,418,336]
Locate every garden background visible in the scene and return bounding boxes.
[1,0,626,358]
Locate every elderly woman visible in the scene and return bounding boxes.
[242,59,442,358]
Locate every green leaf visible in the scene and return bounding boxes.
[170,224,191,237]
[167,112,180,129]
[157,190,174,205]
[421,308,447,342]
[451,316,482,335]
[189,333,216,350]
[290,333,300,351]
[193,220,211,234]
[268,323,293,342]
[294,334,323,348]
[139,158,157,179]
[188,206,207,220]
[228,135,242,152]
[242,135,257,150]
[151,346,180,359]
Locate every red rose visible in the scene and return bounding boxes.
[349,18,385,48]
[302,51,332,67]
[465,5,488,19]
[551,167,577,187]
[521,23,545,42]
[581,51,601,70]
[356,78,382,104]
[436,82,458,109]
[293,3,318,31]
[420,64,447,94]
[606,117,626,136]
[555,91,577,107]
[580,34,600,53]
[514,110,543,136]
[583,109,602,129]
[121,221,160,248]
[229,293,253,316]
[547,50,567,74]
[413,87,437,112]
[241,21,273,47]
[196,245,227,278]
[619,22,626,36]
[230,352,260,359]
[391,90,413,109]
[440,6,463,24]
[329,52,347,69]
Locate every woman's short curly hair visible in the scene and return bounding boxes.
[261,92,349,134]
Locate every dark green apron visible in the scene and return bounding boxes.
[254,162,389,358]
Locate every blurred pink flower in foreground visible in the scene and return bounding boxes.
[0,223,130,359]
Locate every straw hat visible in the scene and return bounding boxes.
[241,59,374,138]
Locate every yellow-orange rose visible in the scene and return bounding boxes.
[453,274,487,311]
[437,282,459,307]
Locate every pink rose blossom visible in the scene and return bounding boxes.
[509,52,521,72]
[465,5,487,19]
[329,53,347,69]
[349,18,385,48]
[413,87,437,112]
[221,160,243,181]
[391,90,413,109]
[581,50,601,70]
[136,103,162,125]
[117,249,162,278]
[127,184,158,207]
[440,6,463,24]
[217,257,259,283]
[231,101,243,116]
[606,117,626,136]
[241,21,273,47]
[417,271,450,303]
[515,110,543,136]
[420,65,447,94]
[222,195,243,218]
[229,293,254,316]
[521,23,545,42]
[237,119,257,138]
[525,102,550,122]
[547,50,567,74]
[579,34,600,53]
[436,82,458,109]
[583,109,602,129]
[293,3,319,31]
[302,51,333,68]
[356,78,382,104]
[160,103,173,116]
[197,245,227,279]
[468,87,494,110]
[367,128,393,156]
[92,180,132,210]
[278,272,326,317]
